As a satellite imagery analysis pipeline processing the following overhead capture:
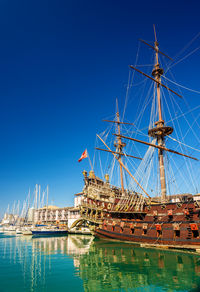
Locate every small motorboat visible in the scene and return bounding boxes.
[32,227,68,236]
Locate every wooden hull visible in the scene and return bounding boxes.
[93,227,200,247]
[87,200,200,249]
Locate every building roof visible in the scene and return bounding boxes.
[74,192,83,196]
[68,207,80,212]
[38,205,72,211]
[39,205,59,210]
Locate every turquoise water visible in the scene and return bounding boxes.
[0,234,200,291]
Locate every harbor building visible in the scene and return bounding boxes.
[74,192,84,207]
[1,192,85,228]
[33,192,84,228]
[27,207,35,223]
[68,192,84,229]
[34,206,69,225]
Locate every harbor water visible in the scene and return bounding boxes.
[0,234,200,291]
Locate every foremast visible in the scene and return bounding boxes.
[114,109,126,194]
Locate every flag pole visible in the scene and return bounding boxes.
[86,149,93,170]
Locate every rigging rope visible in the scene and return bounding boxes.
[166,45,200,73]
[161,82,197,192]
[162,75,200,94]
[168,135,200,153]
[166,104,200,124]
[122,41,141,121]
[172,31,200,62]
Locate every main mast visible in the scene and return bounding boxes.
[148,30,173,202]
[108,29,197,200]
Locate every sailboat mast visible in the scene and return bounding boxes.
[116,111,124,193]
[130,29,183,201]
[152,34,167,202]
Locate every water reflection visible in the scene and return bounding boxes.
[1,234,200,291]
[0,234,92,292]
[78,240,200,291]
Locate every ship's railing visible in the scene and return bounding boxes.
[84,183,115,201]
[81,195,146,212]
[81,202,107,211]
[112,194,146,212]
[84,181,142,201]
[80,208,103,224]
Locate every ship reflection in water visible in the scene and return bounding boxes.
[0,234,200,291]
[78,240,200,291]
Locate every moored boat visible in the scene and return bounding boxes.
[3,226,17,233]
[80,28,200,250]
[22,230,33,235]
[68,226,91,235]
[16,228,23,234]
[32,227,68,236]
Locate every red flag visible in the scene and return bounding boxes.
[78,149,87,162]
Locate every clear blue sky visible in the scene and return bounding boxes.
[0,0,200,217]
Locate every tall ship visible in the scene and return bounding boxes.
[80,29,200,250]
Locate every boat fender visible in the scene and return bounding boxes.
[161,204,166,209]
[194,201,199,208]
[147,205,151,210]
